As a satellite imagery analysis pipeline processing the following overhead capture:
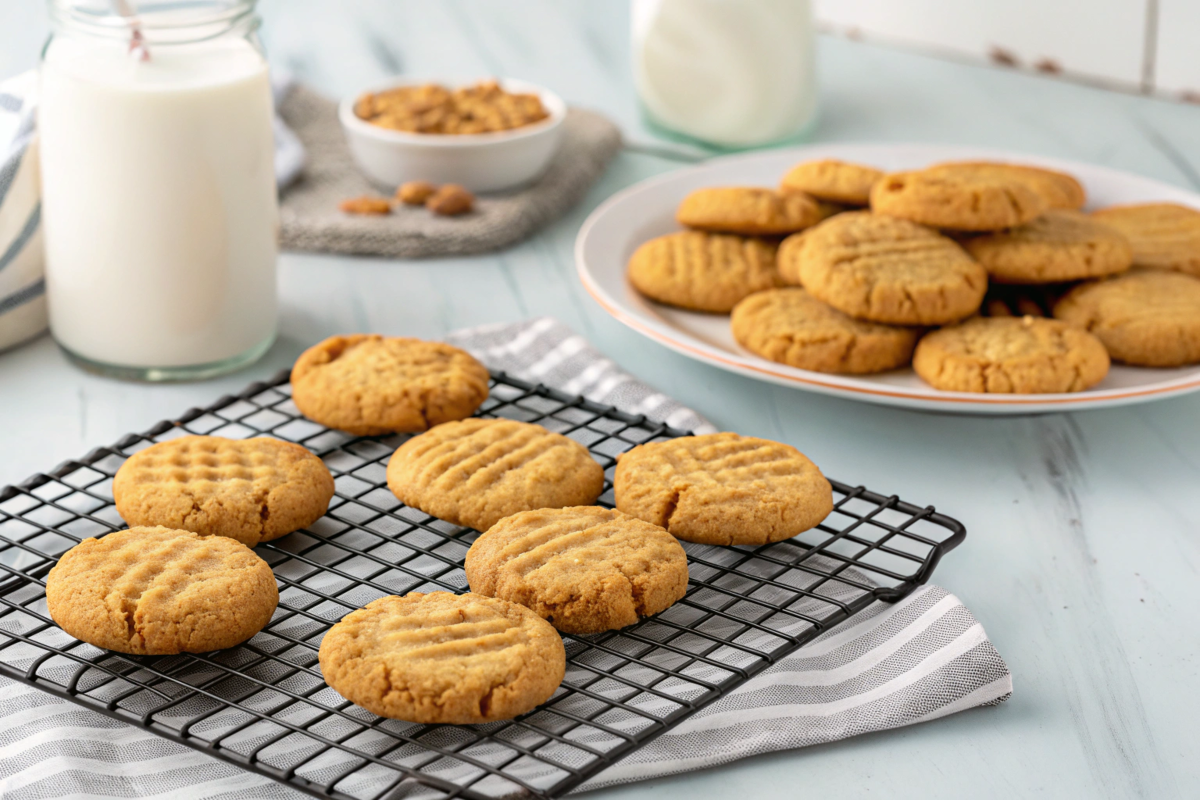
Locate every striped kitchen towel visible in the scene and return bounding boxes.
[0,70,305,353]
[0,318,1011,798]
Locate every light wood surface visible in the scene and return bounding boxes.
[2,3,1198,798]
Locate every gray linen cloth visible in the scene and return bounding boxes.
[0,318,1011,798]
[278,88,623,258]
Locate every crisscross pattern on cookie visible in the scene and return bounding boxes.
[46,526,278,655]
[627,230,781,313]
[466,507,688,634]
[676,187,821,234]
[318,592,564,723]
[1092,203,1200,275]
[387,418,605,533]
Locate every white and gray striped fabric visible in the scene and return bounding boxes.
[0,70,305,353]
[0,318,1011,798]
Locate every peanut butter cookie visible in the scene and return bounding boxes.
[963,209,1132,284]
[870,167,1047,231]
[731,288,919,374]
[776,230,810,285]
[913,316,1109,393]
[780,159,883,206]
[46,526,278,655]
[1091,203,1200,276]
[1053,269,1200,367]
[387,418,605,532]
[318,592,564,723]
[291,335,490,436]
[627,231,781,313]
[465,506,689,634]
[676,187,822,235]
[614,432,833,546]
[113,436,335,547]
[927,161,1086,210]
[796,211,987,325]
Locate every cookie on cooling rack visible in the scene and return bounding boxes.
[290,334,490,436]
[779,159,883,206]
[870,166,1047,231]
[465,506,689,634]
[614,432,833,546]
[913,316,1110,393]
[318,591,564,723]
[963,209,1132,284]
[1090,203,1200,276]
[676,187,822,235]
[796,211,987,325]
[112,435,334,547]
[731,288,919,374]
[627,230,781,313]
[1053,269,1200,367]
[386,418,605,532]
[46,526,278,655]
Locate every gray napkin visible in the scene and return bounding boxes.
[0,318,1010,799]
[278,87,623,258]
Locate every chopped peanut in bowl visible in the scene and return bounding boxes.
[354,80,550,135]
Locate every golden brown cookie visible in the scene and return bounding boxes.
[318,592,564,723]
[870,168,1047,231]
[465,506,689,635]
[1091,203,1200,276]
[676,187,822,235]
[1053,270,1200,367]
[112,436,334,547]
[776,230,809,286]
[963,209,1132,284]
[780,159,884,206]
[614,432,833,546]
[912,316,1109,393]
[795,211,987,325]
[46,526,278,655]
[387,418,605,532]
[731,288,919,374]
[926,161,1086,210]
[627,231,781,313]
[291,335,489,436]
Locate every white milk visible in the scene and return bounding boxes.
[39,35,278,372]
[632,0,817,148]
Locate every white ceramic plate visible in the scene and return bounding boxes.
[576,143,1200,415]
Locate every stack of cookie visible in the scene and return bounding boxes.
[628,157,1200,393]
[46,331,841,728]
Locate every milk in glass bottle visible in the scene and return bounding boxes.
[39,0,278,380]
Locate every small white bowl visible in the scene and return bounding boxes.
[339,78,567,194]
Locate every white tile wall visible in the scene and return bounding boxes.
[815,0,1198,102]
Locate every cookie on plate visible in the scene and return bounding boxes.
[614,432,833,546]
[291,335,490,436]
[870,167,1047,231]
[926,161,1086,210]
[796,211,987,325]
[387,418,605,532]
[1090,203,1200,276]
[466,506,688,634]
[963,209,1132,284]
[627,230,781,313]
[676,187,822,235]
[913,316,1110,393]
[319,592,564,723]
[113,436,335,547]
[779,159,884,206]
[1053,270,1200,367]
[731,288,919,374]
[46,526,278,655]
[776,230,810,285]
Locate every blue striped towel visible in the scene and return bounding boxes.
[0,69,305,353]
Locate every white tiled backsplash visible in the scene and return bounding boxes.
[815,0,1198,102]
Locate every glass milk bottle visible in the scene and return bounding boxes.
[39,0,278,381]
[632,0,818,149]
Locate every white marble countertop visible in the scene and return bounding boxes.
[2,3,1199,798]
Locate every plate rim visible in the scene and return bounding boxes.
[575,142,1200,415]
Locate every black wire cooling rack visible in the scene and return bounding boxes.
[0,370,965,800]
